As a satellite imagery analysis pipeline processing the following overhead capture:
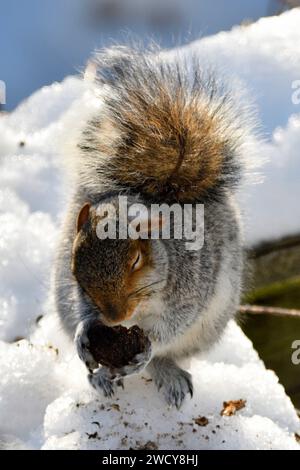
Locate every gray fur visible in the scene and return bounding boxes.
[54,45,249,407]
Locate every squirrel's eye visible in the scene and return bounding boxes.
[131,251,142,272]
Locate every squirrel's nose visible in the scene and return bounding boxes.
[103,302,126,326]
[102,300,138,326]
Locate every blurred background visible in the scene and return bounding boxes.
[1,0,300,412]
[0,0,292,111]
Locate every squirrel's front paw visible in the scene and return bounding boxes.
[75,319,99,372]
[112,342,152,379]
[88,367,124,398]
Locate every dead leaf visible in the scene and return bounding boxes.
[221,399,246,416]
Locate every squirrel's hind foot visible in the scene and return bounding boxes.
[147,357,193,409]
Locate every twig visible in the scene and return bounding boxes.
[249,233,300,258]
[239,304,300,318]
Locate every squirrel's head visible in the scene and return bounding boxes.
[71,198,168,326]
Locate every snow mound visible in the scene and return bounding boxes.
[0,9,300,450]
[41,322,299,451]
[1,321,299,450]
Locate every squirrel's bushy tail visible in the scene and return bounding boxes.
[78,45,256,203]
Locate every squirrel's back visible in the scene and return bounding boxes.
[75,45,255,203]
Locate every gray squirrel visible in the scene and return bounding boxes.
[54,45,255,408]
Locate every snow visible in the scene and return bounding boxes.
[0,9,300,450]
[244,114,300,245]
[1,321,299,450]
[0,77,101,342]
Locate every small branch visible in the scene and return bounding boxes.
[239,304,300,318]
[249,233,300,259]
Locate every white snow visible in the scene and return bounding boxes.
[1,321,299,450]
[0,77,101,342]
[0,9,300,450]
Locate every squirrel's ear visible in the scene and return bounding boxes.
[76,203,91,233]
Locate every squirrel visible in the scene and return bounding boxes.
[54,45,255,408]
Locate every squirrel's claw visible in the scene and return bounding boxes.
[147,357,193,409]
[161,369,193,409]
[88,367,120,398]
[111,344,152,380]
